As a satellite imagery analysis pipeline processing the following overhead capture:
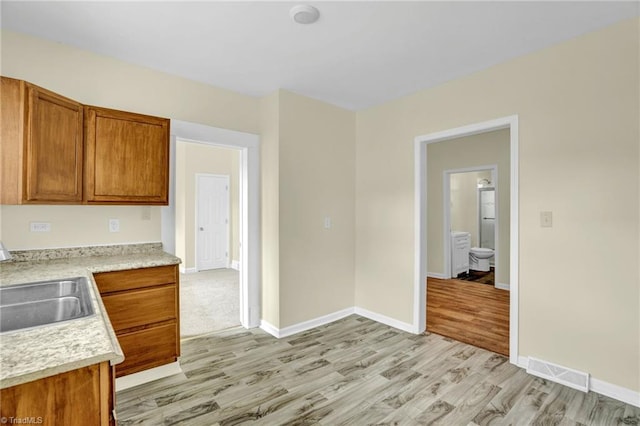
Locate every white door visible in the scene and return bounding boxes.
[196,174,230,271]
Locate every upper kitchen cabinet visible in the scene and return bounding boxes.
[1,77,84,204]
[84,106,169,205]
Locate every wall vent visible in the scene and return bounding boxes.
[526,357,589,392]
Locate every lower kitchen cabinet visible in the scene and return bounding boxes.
[116,322,179,376]
[0,361,115,426]
[94,265,180,378]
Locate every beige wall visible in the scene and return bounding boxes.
[1,205,160,250]
[427,130,510,284]
[450,170,492,248]
[355,18,639,391]
[279,91,356,326]
[260,90,356,328]
[259,92,281,327]
[0,30,258,250]
[175,142,240,270]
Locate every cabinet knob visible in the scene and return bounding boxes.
[199,227,204,231]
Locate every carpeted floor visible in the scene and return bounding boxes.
[179,268,240,338]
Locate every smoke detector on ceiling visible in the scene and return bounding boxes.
[290,5,320,24]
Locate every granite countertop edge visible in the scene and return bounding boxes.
[0,244,181,389]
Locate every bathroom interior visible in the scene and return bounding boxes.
[450,170,496,285]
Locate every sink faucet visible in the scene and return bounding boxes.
[0,241,12,262]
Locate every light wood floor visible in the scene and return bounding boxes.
[427,277,510,356]
[116,316,639,425]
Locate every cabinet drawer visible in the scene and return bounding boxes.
[116,322,178,377]
[94,265,177,293]
[101,285,176,332]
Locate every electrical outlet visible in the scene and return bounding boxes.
[109,219,120,233]
[30,222,51,232]
[540,211,553,228]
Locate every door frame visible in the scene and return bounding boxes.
[195,173,231,271]
[163,119,260,329]
[443,165,498,284]
[414,115,519,365]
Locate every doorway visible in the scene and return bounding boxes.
[196,174,230,271]
[162,119,260,329]
[444,166,498,287]
[414,115,518,364]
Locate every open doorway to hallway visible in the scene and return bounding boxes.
[175,140,242,337]
[423,126,512,356]
[414,116,519,364]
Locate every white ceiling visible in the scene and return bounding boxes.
[1,1,638,110]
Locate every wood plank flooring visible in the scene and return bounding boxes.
[427,277,510,356]
[115,316,639,425]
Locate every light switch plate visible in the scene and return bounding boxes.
[540,211,553,228]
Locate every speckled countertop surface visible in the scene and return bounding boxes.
[0,243,181,389]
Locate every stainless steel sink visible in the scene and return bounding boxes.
[0,277,94,333]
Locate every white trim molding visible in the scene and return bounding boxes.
[231,260,240,270]
[180,266,197,274]
[259,320,281,338]
[260,308,355,339]
[414,114,520,365]
[495,282,510,291]
[260,306,415,339]
[427,272,447,279]
[590,377,640,408]
[354,307,415,334]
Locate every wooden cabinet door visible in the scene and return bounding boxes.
[0,362,113,426]
[1,77,25,204]
[25,84,84,202]
[84,106,169,204]
[1,78,84,204]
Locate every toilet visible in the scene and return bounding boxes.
[469,247,494,272]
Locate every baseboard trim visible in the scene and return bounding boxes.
[230,260,240,270]
[427,272,447,279]
[259,320,280,338]
[495,282,510,291]
[115,361,184,392]
[517,355,529,369]
[180,266,197,274]
[261,307,355,339]
[517,356,639,407]
[591,377,640,408]
[261,306,418,339]
[354,307,416,334]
